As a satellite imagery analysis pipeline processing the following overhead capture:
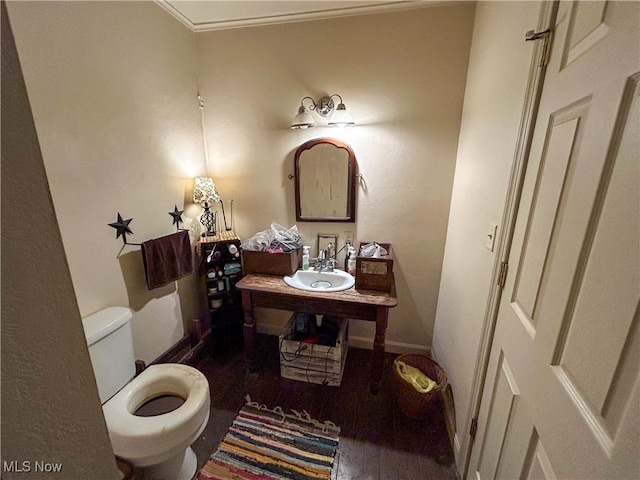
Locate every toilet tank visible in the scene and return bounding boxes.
[81,307,136,404]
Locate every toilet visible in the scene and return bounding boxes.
[81,307,210,480]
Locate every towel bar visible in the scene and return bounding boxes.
[108,205,188,246]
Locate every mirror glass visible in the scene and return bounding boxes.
[294,138,356,222]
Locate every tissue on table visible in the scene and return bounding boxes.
[359,242,389,258]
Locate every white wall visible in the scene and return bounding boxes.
[2,3,118,475]
[7,1,204,363]
[432,0,542,466]
[8,0,475,361]
[195,3,475,349]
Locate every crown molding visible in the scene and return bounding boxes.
[155,0,196,31]
[155,1,442,32]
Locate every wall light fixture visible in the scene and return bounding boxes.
[291,94,355,129]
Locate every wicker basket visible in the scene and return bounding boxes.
[393,354,448,419]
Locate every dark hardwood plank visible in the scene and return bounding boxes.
[336,437,365,479]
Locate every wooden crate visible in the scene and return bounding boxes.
[279,315,349,386]
[355,242,394,292]
[242,247,301,276]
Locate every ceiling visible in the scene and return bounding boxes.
[156,1,433,32]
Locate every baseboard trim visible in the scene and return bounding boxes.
[431,351,461,479]
[348,335,431,356]
[257,323,431,356]
[453,433,462,474]
[151,318,210,366]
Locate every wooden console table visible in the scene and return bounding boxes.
[236,273,398,393]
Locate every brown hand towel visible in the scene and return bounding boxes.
[141,230,193,290]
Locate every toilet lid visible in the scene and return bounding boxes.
[103,363,210,459]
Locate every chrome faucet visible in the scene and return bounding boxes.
[314,248,335,272]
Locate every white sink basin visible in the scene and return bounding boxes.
[284,269,355,292]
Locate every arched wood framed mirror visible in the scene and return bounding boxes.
[294,138,357,222]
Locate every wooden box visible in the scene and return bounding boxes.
[355,242,394,292]
[242,247,301,276]
[279,315,349,386]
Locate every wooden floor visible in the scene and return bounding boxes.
[190,334,458,480]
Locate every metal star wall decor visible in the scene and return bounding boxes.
[108,213,133,244]
[169,205,184,229]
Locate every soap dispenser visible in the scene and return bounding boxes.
[302,246,310,270]
[347,246,356,276]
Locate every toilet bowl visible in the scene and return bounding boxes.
[81,307,210,480]
[104,363,210,477]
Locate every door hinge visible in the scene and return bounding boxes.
[525,28,552,67]
[470,417,478,437]
[497,262,509,288]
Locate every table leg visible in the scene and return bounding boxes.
[241,291,257,371]
[371,307,389,394]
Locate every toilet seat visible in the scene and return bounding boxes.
[103,363,210,467]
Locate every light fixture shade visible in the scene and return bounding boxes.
[327,103,355,127]
[290,106,317,129]
[193,176,220,204]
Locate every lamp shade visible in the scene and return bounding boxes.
[193,176,220,204]
[327,103,355,127]
[291,105,317,129]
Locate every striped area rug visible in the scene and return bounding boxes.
[197,398,340,480]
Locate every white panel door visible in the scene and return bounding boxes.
[468,2,639,479]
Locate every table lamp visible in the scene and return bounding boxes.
[193,176,220,236]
